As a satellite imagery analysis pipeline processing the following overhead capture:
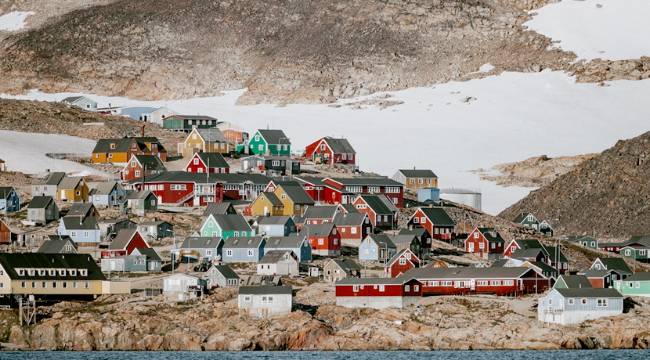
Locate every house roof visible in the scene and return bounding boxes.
[323,137,355,154]
[167,114,218,121]
[109,229,143,250]
[300,223,335,237]
[257,129,289,145]
[557,275,592,289]
[37,237,76,253]
[476,227,505,244]
[222,236,265,249]
[181,236,222,249]
[203,202,234,217]
[595,257,632,274]
[545,246,568,263]
[211,264,239,279]
[358,194,396,215]
[257,216,292,226]
[197,128,228,143]
[303,205,339,220]
[366,234,396,249]
[625,235,650,247]
[336,277,406,285]
[127,190,155,200]
[388,248,419,266]
[279,185,314,205]
[513,239,545,251]
[133,154,166,171]
[578,269,613,278]
[418,207,455,226]
[399,266,538,280]
[265,234,305,249]
[92,137,165,154]
[196,152,229,168]
[129,171,270,186]
[44,172,66,186]
[398,169,438,178]
[398,228,427,237]
[28,196,54,209]
[0,253,105,281]
[513,212,536,223]
[624,272,650,281]
[120,106,158,119]
[259,250,295,264]
[328,176,402,187]
[334,212,366,226]
[511,248,545,259]
[329,259,362,272]
[67,203,95,218]
[58,176,83,190]
[134,247,161,262]
[93,181,119,196]
[555,288,623,298]
[390,234,417,248]
[239,285,292,295]
[0,186,16,200]
[210,214,252,232]
[61,216,98,230]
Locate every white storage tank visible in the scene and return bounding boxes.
[440,188,482,211]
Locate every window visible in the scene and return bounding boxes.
[368,186,380,193]
[80,269,87,276]
[413,217,419,224]
[548,299,552,305]
[52,282,57,288]
[404,285,410,292]
[581,298,587,305]
[21,281,26,288]
[135,170,141,177]
[568,298,575,305]
[597,299,608,307]
[226,250,233,256]
[420,217,426,224]
[193,158,199,165]
[378,285,385,292]
[247,250,254,257]
[42,282,46,288]
[85,281,89,289]
[399,258,407,265]
[318,238,324,245]
[473,232,479,239]
[635,281,641,289]
[414,285,419,292]
[351,227,357,234]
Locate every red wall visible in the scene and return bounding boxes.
[335,279,422,297]
[308,230,342,252]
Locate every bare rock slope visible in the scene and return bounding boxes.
[500,131,650,238]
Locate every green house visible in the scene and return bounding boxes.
[200,214,254,239]
[567,235,599,250]
[614,272,650,297]
[162,115,219,132]
[620,245,650,262]
[247,129,291,156]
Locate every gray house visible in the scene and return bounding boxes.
[132,247,163,272]
[126,190,158,216]
[256,216,296,237]
[538,288,624,325]
[99,218,136,239]
[90,181,127,208]
[179,236,223,262]
[359,234,397,263]
[31,172,66,197]
[57,216,101,244]
[0,187,20,214]
[221,236,266,263]
[37,236,77,254]
[323,259,361,282]
[265,234,312,263]
[137,220,174,240]
[27,196,59,224]
[206,264,241,288]
[101,254,148,273]
[61,96,98,111]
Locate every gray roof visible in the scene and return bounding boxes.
[211,264,239,280]
[133,155,166,171]
[196,152,229,169]
[67,203,95,218]
[259,250,295,264]
[37,237,76,253]
[398,169,438,178]
[329,259,362,272]
[197,128,228,143]
[44,172,66,186]
[258,192,283,207]
[367,234,396,249]
[257,129,289,145]
[328,176,402,187]
[210,214,252,232]
[622,272,650,281]
[0,187,15,199]
[93,181,119,196]
[304,205,339,220]
[257,216,292,226]
[135,247,161,262]
[578,269,613,278]
[127,190,155,200]
[334,212,367,226]
[322,137,355,154]
[391,234,417,247]
[595,257,633,274]
[358,194,397,215]
[58,176,83,190]
[398,228,427,237]
[300,223,335,237]
[181,236,222,249]
[239,285,292,295]
[61,216,98,230]
[222,236,265,249]
[399,266,538,280]
[109,229,142,250]
[279,185,314,205]
[555,288,623,298]
[120,106,158,120]
[265,235,306,249]
[203,202,235,217]
[28,196,54,209]
[557,275,592,289]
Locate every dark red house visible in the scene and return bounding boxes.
[464,227,505,259]
[407,207,455,241]
[334,212,373,246]
[102,229,150,258]
[387,249,421,278]
[300,223,341,257]
[335,277,423,309]
[402,267,550,296]
[185,152,230,174]
[321,177,404,208]
[304,137,356,166]
[121,154,167,182]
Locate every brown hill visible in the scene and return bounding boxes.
[500,131,650,239]
[0,0,573,103]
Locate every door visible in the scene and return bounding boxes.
[468,243,474,252]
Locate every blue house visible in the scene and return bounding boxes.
[359,234,397,263]
[265,234,312,263]
[256,216,296,237]
[90,181,127,208]
[221,236,266,263]
[0,187,20,214]
[57,216,102,244]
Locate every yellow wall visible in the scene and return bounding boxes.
[91,152,130,164]
[180,129,232,158]
[9,279,103,296]
[58,183,89,202]
[405,177,438,191]
[250,195,283,216]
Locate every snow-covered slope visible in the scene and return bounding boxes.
[525,0,650,61]
[0,130,104,176]
[4,70,650,214]
[0,11,33,31]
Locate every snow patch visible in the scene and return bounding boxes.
[478,63,495,73]
[4,71,650,214]
[525,0,650,61]
[0,11,34,32]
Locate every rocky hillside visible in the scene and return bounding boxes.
[500,131,650,238]
[0,99,183,152]
[0,0,576,103]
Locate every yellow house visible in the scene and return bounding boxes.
[92,137,167,164]
[178,128,232,159]
[249,192,284,216]
[57,176,89,202]
[274,185,315,216]
[0,253,105,299]
[393,169,438,192]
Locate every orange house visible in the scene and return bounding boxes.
[92,137,167,164]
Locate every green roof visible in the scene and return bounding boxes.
[418,207,455,226]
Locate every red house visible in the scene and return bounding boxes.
[353,194,398,229]
[185,152,230,174]
[407,207,455,241]
[320,177,404,208]
[387,249,420,278]
[121,154,167,182]
[334,212,373,247]
[464,227,505,259]
[101,229,150,258]
[300,223,341,257]
[403,267,550,296]
[335,277,423,309]
[304,137,356,166]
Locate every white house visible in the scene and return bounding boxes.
[163,273,205,302]
[238,285,293,318]
[61,96,98,111]
[256,251,299,276]
[537,288,624,325]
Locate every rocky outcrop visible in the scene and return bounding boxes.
[500,130,650,238]
[5,288,650,351]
